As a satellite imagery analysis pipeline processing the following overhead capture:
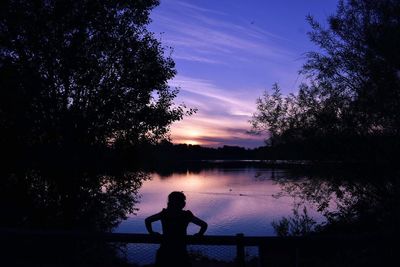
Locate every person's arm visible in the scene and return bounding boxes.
[145,211,162,235]
[191,215,208,236]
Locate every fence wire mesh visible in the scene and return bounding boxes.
[120,243,260,267]
[2,231,393,267]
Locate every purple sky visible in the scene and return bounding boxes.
[150,0,338,148]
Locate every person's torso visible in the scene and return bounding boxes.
[161,209,193,238]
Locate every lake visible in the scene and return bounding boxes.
[4,162,393,266]
[114,166,329,265]
[116,166,324,236]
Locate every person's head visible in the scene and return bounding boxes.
[167,191,186,210]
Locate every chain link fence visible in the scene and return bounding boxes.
[1,229,394,267]
[119,243,260,266]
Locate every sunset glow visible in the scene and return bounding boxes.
[4,0,396,265]
[173,127,201,145]
[178,139,200,146]
[150,0,338,147]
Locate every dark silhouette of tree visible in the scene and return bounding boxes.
[302,0,400,135]
[0,0,191,164]
[250,0,400,159]
[269,166,399,266]
[0,2,189,261]
[272,166,400,236]
[272,205,317,237]
[0,168,147,265]
[0,169,146,230]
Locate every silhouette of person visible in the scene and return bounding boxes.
[145,191,208,267]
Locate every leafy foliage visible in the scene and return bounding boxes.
[272,205,317,237]
[272,166,400,235]
[0,0,191,158]
[250,0,400,158]
[1,169,147,230]
[303,0,400,135]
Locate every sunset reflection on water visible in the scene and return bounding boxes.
[116,168,322,236]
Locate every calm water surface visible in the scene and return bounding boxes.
[116,167,323,236]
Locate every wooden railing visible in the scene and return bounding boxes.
[0,228,394,267]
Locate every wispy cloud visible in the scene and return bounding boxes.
[170,75,256,116]
[151,1,295,65]
[172,117,264,147]
[174,0,228,16]
[147,0,337,147]
[150,1,295,147]
[183,11,290,43]
[173,53,225,64]
[169,75,264,147]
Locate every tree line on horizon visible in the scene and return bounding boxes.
[0,1,399,265]
[1,0,400,171]
[250,0,400,161]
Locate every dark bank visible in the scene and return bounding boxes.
[1,0,399,266]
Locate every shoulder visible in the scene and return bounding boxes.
[160,208,167,216]
[184,210,194,218]
[145,210,164,222]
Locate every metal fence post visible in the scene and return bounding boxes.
[258,244,267,267]
[236,233,245,267]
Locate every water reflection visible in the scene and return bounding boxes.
[4,165,396,237]
[271,166,400,235]
[117,168,324,236]
[2,164,398,265]
[1,169,147,231]
[1,168,148,265]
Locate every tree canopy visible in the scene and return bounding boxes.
[251,0,400,159]
[0,0,190,163]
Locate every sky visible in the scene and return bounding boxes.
[149,0,339,148]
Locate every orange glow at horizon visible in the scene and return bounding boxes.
[179,139,200,145]
[172,123,211,146]
[186,129,202,137]
[176,129,203,145]
[170,114,264,147]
